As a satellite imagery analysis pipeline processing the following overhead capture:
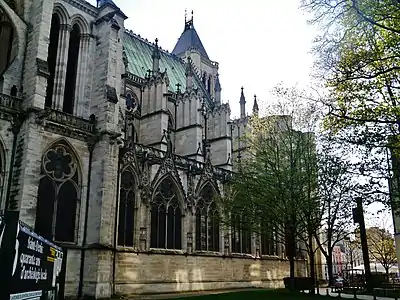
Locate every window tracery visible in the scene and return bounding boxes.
[125,92,138,111]
[34,142,80,243]
[117,169,136,247]
[195,184,219,252]
[150,177,182,249]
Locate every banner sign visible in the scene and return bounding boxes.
[0,216,64,300]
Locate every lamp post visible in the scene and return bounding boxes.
[353,197,372,291]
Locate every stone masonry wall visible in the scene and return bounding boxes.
[115,253,307,295]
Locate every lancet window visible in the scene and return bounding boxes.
[195,184,220,252]
[0,9,15,77]
[34,141,80,243]
[150,177,182,249]
[231,214,252,254]
[45,13,60,108]
[117,168,136,247]
[63,24,81,114]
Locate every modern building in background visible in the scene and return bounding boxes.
[0,0,307,298]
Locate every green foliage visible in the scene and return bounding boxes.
[218,95,321,267]
[366,227,397,274]
[302,0,400,142]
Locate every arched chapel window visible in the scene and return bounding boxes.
[231,213,251,254]
[261,223,277,256]
[117,169,136,247]
[34,141,80,243]
[63,24,81,114]
[45,13,60,108]
[195,184,219,251]
[150,177,182,249]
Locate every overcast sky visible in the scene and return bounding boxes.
[87,0,392,230]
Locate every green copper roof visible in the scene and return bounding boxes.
[123,31,190,92]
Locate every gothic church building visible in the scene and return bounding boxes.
[0,0,304,298]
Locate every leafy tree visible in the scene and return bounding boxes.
[366,227,397,278]
[219,95,320,291]
[314,132,356,285]
[300,0,398,210]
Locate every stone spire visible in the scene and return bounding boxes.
[240,87,246,118]
[152,38,161,74]
[214,74,221,104]
[172,10,210,59]
[253,94,259,115]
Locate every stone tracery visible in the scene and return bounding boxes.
[195,183,220,251]
[34,140,80,243]
[150,176,182,249]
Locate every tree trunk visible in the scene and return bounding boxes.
[286,227,297,291]
[308,233,316,294]
[327,254,335,286]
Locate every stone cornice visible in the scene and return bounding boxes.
[61,0,98,17]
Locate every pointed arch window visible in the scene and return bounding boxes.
[231,213,252,254]
[261,223,277,256]
[150,177,182,249]
[0,10,15,77]
[207,76,211,94]
[195,184,219,252]
[117,169,136,247]
[45,13,60,108]
[34,141,80,243]
[63,24,81,114]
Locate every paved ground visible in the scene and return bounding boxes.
[316,288,394,300]
[120,287,397,300]
[122,288,262,299]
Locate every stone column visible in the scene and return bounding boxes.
[53,24,70,110]
[74,33,90,117]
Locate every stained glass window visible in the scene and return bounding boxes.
[261,223,277,256]
[150,177,182,249]
[195,184,219,252]
[231,214,252,254]
[118,169,136,247]
[34,142,80,243]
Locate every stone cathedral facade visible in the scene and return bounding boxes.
[0,0,306,298]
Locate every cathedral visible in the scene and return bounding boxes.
[0,0,306,298]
